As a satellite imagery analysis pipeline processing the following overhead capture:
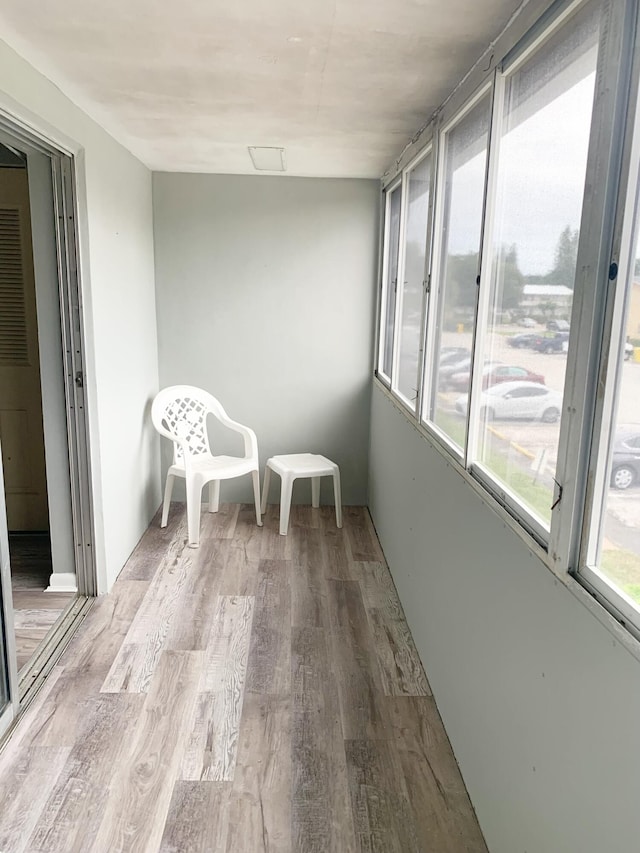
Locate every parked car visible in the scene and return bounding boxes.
[624,339,634,361]
[517,317,536,328]
[439,347,470,367]
[448,363,544,393]
[508,332,540,349]
[441,359,503,391]
[455,381,563,422]
[546,319,570,332]
[438,356,472,388]
[533,332,569,353]
[610,428,640,489]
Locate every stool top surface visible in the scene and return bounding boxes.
[266,453,338,475]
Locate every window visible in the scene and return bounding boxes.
[378,182,402,381]
[377,0,640,640]
[472,0,602,531]
[426,93,491,450]
[580,77,640,636]
[393,152,431,409]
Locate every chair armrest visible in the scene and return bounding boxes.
[218,416,259,460]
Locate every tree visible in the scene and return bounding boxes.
[547,226,579,289]
[495,243,524,310]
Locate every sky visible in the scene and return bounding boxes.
[447,73,596,277]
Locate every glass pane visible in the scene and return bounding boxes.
[395,154,431,406]
[595,193,640,620]
[0,585,8,714]
[429,95,490,448]
[381,185,402,378]
[472,0,601,527]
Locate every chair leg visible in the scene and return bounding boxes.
[332,467,343,529]
[161,473,175,528]
[252,469,263,527]
[260,465,271,515]
[279,474,294,536]
[186,476,202,548]
[208,480,220,513]
[311,476,320,508]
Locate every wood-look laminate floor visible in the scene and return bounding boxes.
[0,504,488,853]
[9,533,75,670]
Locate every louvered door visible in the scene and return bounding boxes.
[0,168,49,530]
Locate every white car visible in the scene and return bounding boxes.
[455,381,563,423]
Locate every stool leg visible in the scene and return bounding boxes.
[279,474,294,536]
[332,466,342,529]
[208,480,220,513]
[311,476,320,508]
[252,469,263,527]
[261,465,271,515]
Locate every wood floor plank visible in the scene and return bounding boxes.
[181,596,254,782]
[290,528,329,629]
[225,693,292,853]
[62,580,150,682]
[366,602,431,697]
[93,650,203,853]
[118,504,187,582]
[0,746,71,853]
[289,504,321,530]
[344,507,384,562]
[163,540,231,651]
[0,665,66,761]
[199,502,240,540]
[345,738,421,853]
[326,579,389,740]
[216,540,261,597]
[25,694,145,852]
[319,506,352,580]
[292,626,357,853]
[260,507,292,560]
[387,697,489,852]
[355,562,431,696]
[246,559,291,695]
[159,781,230,853]
[101,542,196,693]
[11,591,75,611]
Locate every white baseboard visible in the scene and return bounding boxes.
[45,572,78,593]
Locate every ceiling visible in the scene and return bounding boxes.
[0,0,524,178]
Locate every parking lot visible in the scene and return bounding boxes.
[436,323,640,545]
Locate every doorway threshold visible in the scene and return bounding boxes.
[18,595,94,707]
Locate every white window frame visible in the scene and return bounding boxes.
[374,0,640,644]
[391,144,435,413]
[377,176,402,385]
[421,82,493,463]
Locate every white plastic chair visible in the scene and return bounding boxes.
[151,385,262,547]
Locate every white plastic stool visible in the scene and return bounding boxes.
[261,453,342,535]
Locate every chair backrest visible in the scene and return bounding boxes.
[151,385,229,464]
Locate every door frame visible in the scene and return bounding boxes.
[0,114,96,595]
[0,446,19,739]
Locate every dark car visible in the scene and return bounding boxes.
[508,333,540,349]
[611,429,640,489]
[533,332,569,353]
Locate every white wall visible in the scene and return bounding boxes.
[0,39,160,590]
[368,385,640,852]
[153,173,378,505]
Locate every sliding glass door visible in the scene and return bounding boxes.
[0,445,18,738]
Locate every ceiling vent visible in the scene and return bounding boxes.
[248,147,287,172]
